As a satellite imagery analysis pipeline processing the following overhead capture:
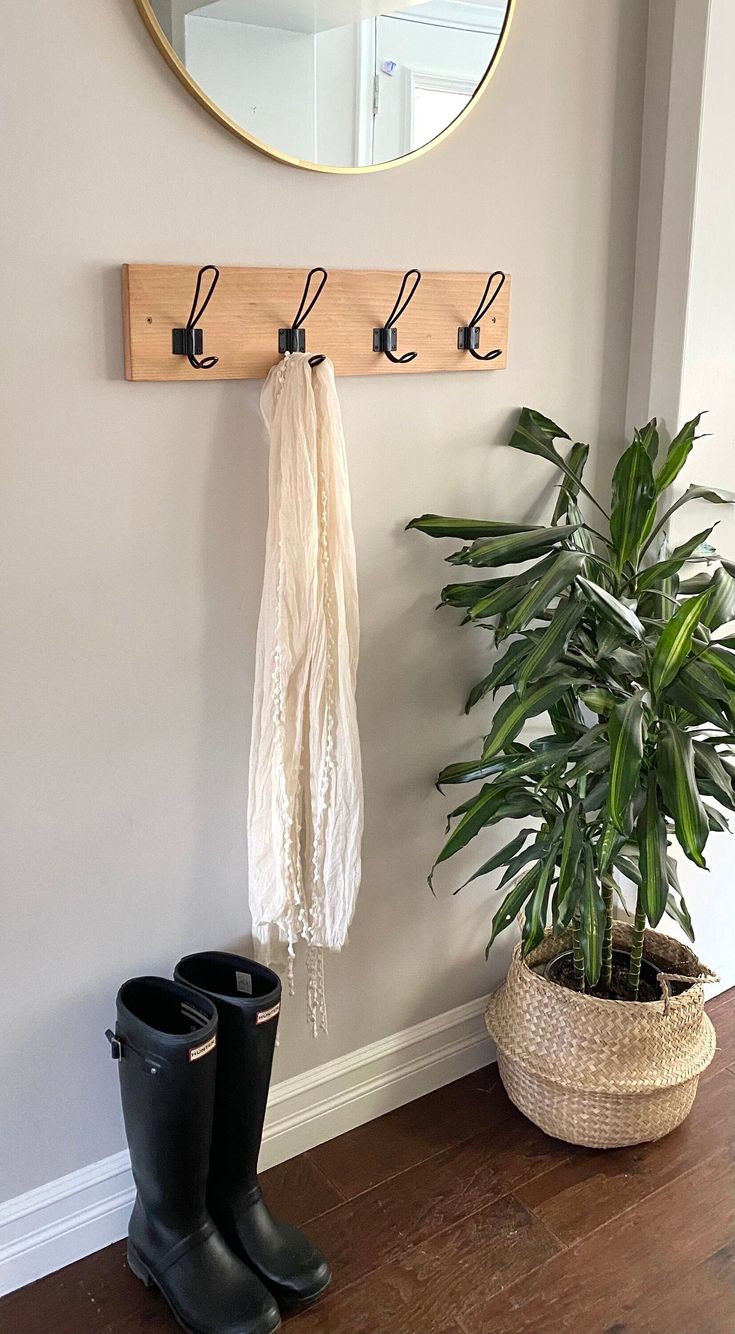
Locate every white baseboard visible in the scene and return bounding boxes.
[0,995,494,1298]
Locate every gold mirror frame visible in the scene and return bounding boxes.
[134,0,516,174]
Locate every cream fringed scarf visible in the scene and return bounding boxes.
[247,353,363,1033]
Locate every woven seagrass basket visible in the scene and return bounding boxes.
[485,921,717,1148]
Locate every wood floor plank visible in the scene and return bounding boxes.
[260,1152,345,1226]
[610,1241,735,1334]
[704,992,735,1081]
[706,987,734,1016]
[306,1092,569,1295]
[308,1065,500,1199]
[461,1147,734,1334]
[0,1240,142,1334]
[516,1067,735,1246]
[284,1193,561,1334]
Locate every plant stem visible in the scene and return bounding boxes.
[627,896,646,999]
[571,912,585,992]
[602,875,614,988]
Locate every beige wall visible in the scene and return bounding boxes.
[0,0,647,1201]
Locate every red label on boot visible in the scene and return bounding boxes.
[188,1034,216,1062]
[256,1003,280,1025]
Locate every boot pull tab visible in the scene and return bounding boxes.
[106,1029,162,1075]
[106,1029,123,1060]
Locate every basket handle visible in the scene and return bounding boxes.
[656,968,720,1015]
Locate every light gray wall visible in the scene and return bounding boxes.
[0,0,647,1202]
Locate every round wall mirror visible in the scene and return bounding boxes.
[135,1,515,173]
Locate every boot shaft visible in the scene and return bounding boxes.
[174,953,281,1193]
[110,976,219,1236]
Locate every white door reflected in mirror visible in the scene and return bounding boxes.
[140,1,513,171]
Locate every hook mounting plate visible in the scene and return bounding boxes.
[457,326,481,351]
[278,328,307,354]
[372,327,398,354]
[172,328,204,357]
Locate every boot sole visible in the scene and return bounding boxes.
[127,1243,282,1334]
[127,1243,197,1334]
[275,1269,332,1312]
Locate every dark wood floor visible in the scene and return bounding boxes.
[2,991,733,1334]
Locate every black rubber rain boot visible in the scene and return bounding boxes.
[107,976,281,1334]
[174,953,331,1310]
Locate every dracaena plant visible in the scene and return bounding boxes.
[409,409,735,998]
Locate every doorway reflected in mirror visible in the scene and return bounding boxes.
[139,1,514,172]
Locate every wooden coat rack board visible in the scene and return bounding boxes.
[122,265,511,381]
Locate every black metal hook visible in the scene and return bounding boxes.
[373,269,422,364]
[279,268,328,366]
[172,265,220,370]
[458,270,505,361]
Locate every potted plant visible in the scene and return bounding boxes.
[409,409,730,1147]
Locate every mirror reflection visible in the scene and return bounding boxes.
[147,1,511,169]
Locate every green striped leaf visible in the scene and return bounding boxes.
[608,690,647,832]
[552,442,590,524]
[507,408,603,514]
[636,527,715,593]
[431,785,506,873]
[576,576,645,640]
[467,555,558,618]
[705,803,730,833]
[549,693,586,739]
[454,829,534,892]
[440,577,513,608]
[614,853,642,886]
[497,836,550,890]
[562,501,597,560]
[655,413,704,495]
[657,722,709,868]
[465,639,535,712]
[436,759,505,789]
[522,837,560,954]
[635,418,659,463]
[482,679,579,760]
[430,785,544,886]
[486,865,539,957]
[610,439,656,570]
[701,565,735,631]
[580,844,605,986]
[503,552,585,636]
[693,742,735,811]
[650,589,712,696]
[438,746,571,791]
[637,771,668,926]
[665,891,695,942]
[448,526,580,570]
[599,821,624,874]
[665,854,682,896]
[678,573,712,594]
[407,515,541,539]
[665,675,732,730]
[700,644,735,690]
[579,688,620,714]
[556,800,584,921]
[507,407,570,454]
[566,743,610,782]
[645,483,734,551]
[678,660,732,708]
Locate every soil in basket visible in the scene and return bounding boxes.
[550,954,690,1003]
